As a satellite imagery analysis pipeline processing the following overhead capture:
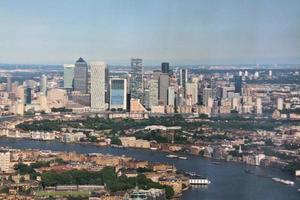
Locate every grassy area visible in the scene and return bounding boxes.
[35,190,89,197]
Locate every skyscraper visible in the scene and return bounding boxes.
[90,61,107,111]
[6,76,12,92]
[161,62,169,74]
[256,97,262,115]
[40,74,47,95]
[74,57,88,94]
[148,79,159,108]
[63,64,75,89]
[203,87,212,107]
[167,86,175,106]
[179,69,188,97]
[159,73,169,106]
[234,75,242,95]
[186,82,198,105]
[25,88,31,104]
[130,58,143,102]
[110,78,127,110]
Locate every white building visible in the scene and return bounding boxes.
[0,151,12,173]
[91,61,107,111]
[256,97,262,115]
[277,97,284,110]
[186,82,198,105]
[167,86,175,106]
[149,80,159,107]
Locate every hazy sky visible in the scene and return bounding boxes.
[0,0,300,65]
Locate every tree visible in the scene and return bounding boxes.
[0,186,9,194]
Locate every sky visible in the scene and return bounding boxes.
[0,0,300,65]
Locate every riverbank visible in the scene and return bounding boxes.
[0,138,299,200]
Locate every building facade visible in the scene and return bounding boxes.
[91,61,107,111]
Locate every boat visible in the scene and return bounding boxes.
[272,177,294,186]
[211,161,222,165]
[179,156,188,160]
[189,175,211,185]
[150,147,157,151]
[166,154,178,158]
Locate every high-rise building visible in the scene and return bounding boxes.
[148,79,159,108]
[167,86,175,106]
[130,58,143,102]
[25,88,32,104]
[256,97,262,115]
[203,88,212,107]
[90,61,107,111]
[74,57,88,94]
[63,64,75,89]
[6,76,12,92]
[0,151,12,173]
[110,78,127,110]
[186,82,198,105]
[159,73,169,106]
[161,62,169,74]
[40,74,47,95]
[144,89,150,109]
[179,69,188,97]
[234,75,242,95]
[105,67,110,104]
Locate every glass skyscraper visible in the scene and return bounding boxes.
[130,58,143,102]
[110,78,127,110]
[63,64,75,89]
[73,57,88,94]
[234,75,242,95]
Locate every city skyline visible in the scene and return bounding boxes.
[0,0,300,65]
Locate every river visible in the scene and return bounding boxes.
[0,138,299,200]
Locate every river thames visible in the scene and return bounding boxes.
[0,138,299,200]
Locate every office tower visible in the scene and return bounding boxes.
[6,77,12,92]
[105,67,110,104]
[90,61,107,111]
[38,94,48,112]
[144,89,150,109]
[130,58,143,102]
[167,86,175,106]
[277,97,284,110]
[159,73,169,105]
[153,70,162,80]
[203,88,212,106]
[16,86,25,102]
[186,82,198,105]
[234,75,242,95]
[256,98,262,115]
[25,88,31,104]
[74,57,88,93]
[148,79,159,108]
[179,69,188,96]
[110,78,127,110]
[161,62,169,74]
[63,64,75,89]
[40,74,47,94]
